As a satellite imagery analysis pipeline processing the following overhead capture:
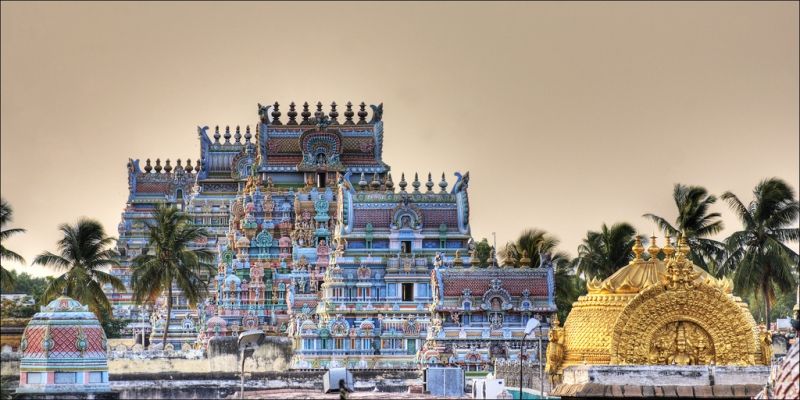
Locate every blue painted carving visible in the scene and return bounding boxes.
[197,126,211,179]
[252,230,274,248]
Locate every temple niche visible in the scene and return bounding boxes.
[648,321,714,365]
[547,233,771,397]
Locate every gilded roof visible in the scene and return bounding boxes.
[550,235,767,376]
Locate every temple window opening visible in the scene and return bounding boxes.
[402,283,414,302]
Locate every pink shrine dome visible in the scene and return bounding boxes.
[206,315,228,337]
[16,295,112,397]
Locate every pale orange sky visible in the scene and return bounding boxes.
[1,2,798,277]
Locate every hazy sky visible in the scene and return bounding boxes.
[2,2,798,278]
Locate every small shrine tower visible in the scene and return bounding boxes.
[16,296,115,399]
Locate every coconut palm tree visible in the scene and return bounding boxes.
[574,222,638,281]
[720,178,799,324]
[1,199,26,291]
[643,184,726,273]
[130,204,214,348]
[33,219,124,320]
[552,252,586,322]
[498,229,560,268]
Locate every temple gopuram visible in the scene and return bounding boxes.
[108,101,557,369]
[547,234,771,398]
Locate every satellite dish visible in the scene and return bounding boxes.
[524,318,540,336]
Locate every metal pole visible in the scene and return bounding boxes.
[492,232,497,267]
[240,348,245,400]
[141,308,146,349]
[539,326,544,396]
[519,334,526,400]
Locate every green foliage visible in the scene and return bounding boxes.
[1,198,26,291]
[498,229,559,267]
[0,378,13,400]
[0,297,37,318]
[99,309,128,339]
[475,238,492,267]
[0,270,52,303]
[554,257,586,322]
[745,285,799,324]
[33,218,125,322]
[721,178,799,324]
[643,184,726,273]
[575,222,639,281]
[130,204,214,346]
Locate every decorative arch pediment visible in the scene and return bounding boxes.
[230,148,257,180]
[610,282,759,366]
[298,130,344,171]
[481,279,513,311]
[390,204,423,230]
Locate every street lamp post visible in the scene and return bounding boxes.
[238,330,265,400]
[520,318,540,400]
[492,232,497,267]
[539,324,544,396]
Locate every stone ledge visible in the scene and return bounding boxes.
[551,384,766,398]
[561,365,769,386]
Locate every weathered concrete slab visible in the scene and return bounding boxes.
[561,365,769,387]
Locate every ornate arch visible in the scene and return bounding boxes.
[298,130,344,171]
[481,279,513,311]
[610,282,759,365]
[391,204,423,230]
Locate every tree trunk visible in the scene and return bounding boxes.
[163,283,172,349]
[763,280,771,328]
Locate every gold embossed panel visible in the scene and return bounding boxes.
[648,321,714,365]
[610,283,758,366]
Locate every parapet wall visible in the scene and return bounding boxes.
[109,336,293,375]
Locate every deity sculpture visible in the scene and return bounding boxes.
[758,325,772,365]
[667,323,696,365]
[545,317,565,385]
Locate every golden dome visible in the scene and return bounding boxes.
[547,234,766,382]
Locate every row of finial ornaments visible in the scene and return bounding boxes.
[585,232,734,295]
[354,172,450,193]
[212,125,255,144]
[259,101,381,126]
[630,232,684,262]
[143,158,202,174]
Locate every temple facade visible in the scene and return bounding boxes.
[418,256,556,371]
[109,101,556,368]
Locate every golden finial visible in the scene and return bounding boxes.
[662,232,675,258]
[632,236,644,262]
[453,250,463,267]
[676,232,690,259]
[647,234,660,260]
[520,250,532,268]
